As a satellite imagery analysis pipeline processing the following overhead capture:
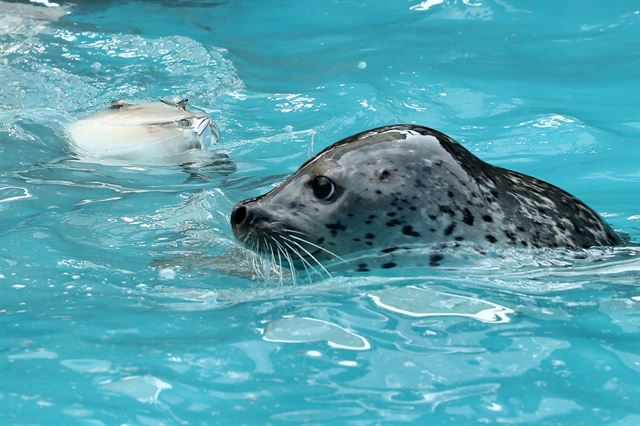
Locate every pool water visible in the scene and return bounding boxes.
[1,0,639,424]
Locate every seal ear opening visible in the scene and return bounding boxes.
[110,100,128,109]
[160,99,189,110]
[176,99,189,110]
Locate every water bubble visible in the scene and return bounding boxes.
[158,268,176,280]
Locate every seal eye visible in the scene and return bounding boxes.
[311,175,336,201]
[379,170,390,182]
[178,118,191,127]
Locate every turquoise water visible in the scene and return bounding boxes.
[1,0,639,424]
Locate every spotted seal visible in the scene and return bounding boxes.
[67,99,219,165]
[230,125,623,269]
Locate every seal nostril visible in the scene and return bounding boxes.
[231,205,247,226]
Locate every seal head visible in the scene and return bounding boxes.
[67,99,219,165]
[231,125,623,266]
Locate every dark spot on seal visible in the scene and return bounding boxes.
[387,212,397,217]
[381,247,398,253]
[357,263,369,272]
[429,254,444,267]
[504,230,517,244]
[482,215,493,223]
[444,223,456,236]
[486,234,497,243]
[365,233,375,239]
[325,222,346,237]
[447,191,454,198]
[365,241,373,246]
[520,240,528,247]
[439,206,455,216]
[368,215,377,219]
[428,214,437,220]
[409,206,417,211]
[386,219,402,227]
[454,236,464,241]
[402,225,421,237]
[462,208,474,226]
[353,238,361,242]
[381,262,396,269]
[375,190,382,194]
[317,237,325,244]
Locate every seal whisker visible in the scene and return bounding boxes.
[253,238,265,279]
[280,239,315,282]
[265,239,278,279]
[244,234,257,273]
[266,237,285,284]
[271,238,285,286]
[281,235,332,279]
[272,237,298,285]
[283,231,348,264]
[280,228,308,236]
[254,237,268,280]
[287,242,315,283]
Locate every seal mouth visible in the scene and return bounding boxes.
[191,116,220,145]
[239,227,334,276]
[193,117,210,136]
[230,202,340,275]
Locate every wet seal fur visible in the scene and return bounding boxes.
[67,99,219,165]
[230,125,624,270]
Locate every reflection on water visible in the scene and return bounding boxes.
[368,285,515,323]
[0,0,639,425]
[262,316,371,350]
[101,375,172,404]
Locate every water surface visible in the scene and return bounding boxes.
[1,1,639,424]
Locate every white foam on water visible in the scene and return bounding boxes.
[410,0,445,12]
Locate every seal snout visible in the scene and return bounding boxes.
[231,204,249,228]
[193,117,209,135]
[230,200,277,247]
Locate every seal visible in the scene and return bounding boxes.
[230,125,624,270]
[67,99,219,165]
